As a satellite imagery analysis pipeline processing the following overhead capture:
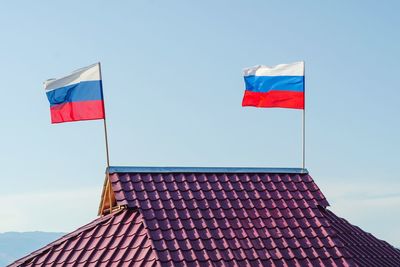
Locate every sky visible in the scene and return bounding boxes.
[0,1,399,247]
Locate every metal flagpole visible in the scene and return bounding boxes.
[103,117,111,168]
[302,62,306,170]
[302,106,305,170]
[98,62,113,214]
[98,62,110,168]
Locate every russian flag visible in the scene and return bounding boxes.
[44,63,105,123]
[242,62,305,109]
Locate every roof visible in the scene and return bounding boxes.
[10,209,157,267]
[11,167,400,266]
[325,210,400,267]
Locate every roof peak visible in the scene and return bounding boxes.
[107,166,308,174]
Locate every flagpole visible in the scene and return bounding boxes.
[98,62,110,168]
[103,119,110,168]
[98,62,113,214]
[302,61,306,170]
[302,106,305,169]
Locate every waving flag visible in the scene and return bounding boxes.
[242,61,304,109]
[44,63,105,123]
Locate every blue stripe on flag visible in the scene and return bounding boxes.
[46,80,103,106]
[244,75,304,93]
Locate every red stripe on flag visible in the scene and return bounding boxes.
[50,100,105,124]
[242,90,304,109]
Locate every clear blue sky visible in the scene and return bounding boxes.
[0,1,399,247]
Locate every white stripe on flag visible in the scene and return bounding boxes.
[44,63,101,92]
[243,61,304,77]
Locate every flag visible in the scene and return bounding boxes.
[242,61,304,109]
[44,63,105,123]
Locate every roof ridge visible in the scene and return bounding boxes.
[108,166,309,174]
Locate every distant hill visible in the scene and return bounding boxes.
[0,232,64,266]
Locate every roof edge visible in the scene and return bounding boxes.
[107,166,308,174]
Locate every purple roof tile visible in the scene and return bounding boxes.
[10,167,400,266]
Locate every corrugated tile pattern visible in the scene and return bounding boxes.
[325,209,400,267]
[10,209,158,267]
[111,172,354,266]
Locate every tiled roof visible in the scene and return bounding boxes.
[325,210,400,267]
[11,167,400,266]
[110,170,350,266]
[10,208,157,267]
